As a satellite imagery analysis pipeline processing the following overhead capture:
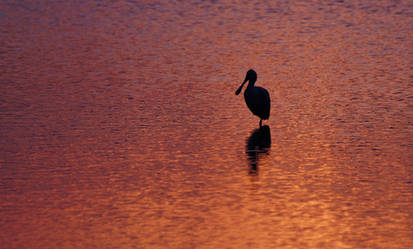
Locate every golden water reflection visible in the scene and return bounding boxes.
[0,0,412,248]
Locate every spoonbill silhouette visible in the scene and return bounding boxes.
[235,69,270,126]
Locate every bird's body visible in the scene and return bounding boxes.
[235,69,271,126]
[244,85,270,120]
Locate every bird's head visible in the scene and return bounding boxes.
[235,69,257,95]
[246,69,257,82]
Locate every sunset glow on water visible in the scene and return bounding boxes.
[1,1,412,248]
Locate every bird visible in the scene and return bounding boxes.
[235,69,270,127]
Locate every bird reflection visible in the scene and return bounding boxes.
[246,125,271,175]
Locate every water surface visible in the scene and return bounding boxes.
[1,1,412,248]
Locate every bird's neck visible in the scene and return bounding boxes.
[247,80,256,88]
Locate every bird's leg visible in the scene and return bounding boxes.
[259,119,262,127]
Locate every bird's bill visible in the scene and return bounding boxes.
[235,78,248,95]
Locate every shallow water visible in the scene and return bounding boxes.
[1,1,412,248]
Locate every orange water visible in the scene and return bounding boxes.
[1,1,412,248]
